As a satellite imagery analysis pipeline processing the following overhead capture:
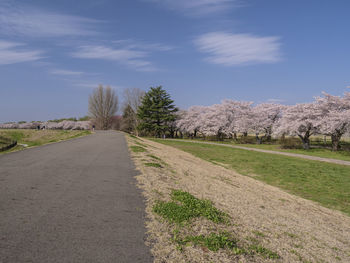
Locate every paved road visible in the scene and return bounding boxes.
[164,139,350,166]
[0,131,153,263]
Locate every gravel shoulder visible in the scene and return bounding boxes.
[127,136,350,263]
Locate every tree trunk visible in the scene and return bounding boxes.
[331,132,342,151]
[266,132,272,142]
[256,133,262,144]
[243,132,248,137]
[233,132,237,141]
[298,133,310,150]
[194,129,197,138]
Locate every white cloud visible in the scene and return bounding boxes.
[194,32,281,66]
[0,40,43,65]
[147,0,238,16]
[71,45,158,71]
[50,69,84,76]
[0,3,98,37]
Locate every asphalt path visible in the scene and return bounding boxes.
[0,131,153,263]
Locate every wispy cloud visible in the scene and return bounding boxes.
[112,39,174,51]
[194,32,281,66]
[50,69,85,76]
[0,2,99,37]
[147,0,238,16]
[0,40,43,65]
[71,44,160,71]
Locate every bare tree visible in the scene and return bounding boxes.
[89,85,118,130]
[121,87,145,134]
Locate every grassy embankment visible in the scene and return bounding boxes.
[0,129,91,154]
[152,139,350,216]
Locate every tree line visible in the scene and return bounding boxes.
[89,85,350,151]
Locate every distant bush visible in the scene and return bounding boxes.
[279,137,302,149]
[239,135,256,144]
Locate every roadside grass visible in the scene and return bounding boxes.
[152,139,350,216]
[0,129,91,153]
[176,232,241,253]
[148,154,161,161]
[130,145,147,153]
[144,162,162,168]
[153,189,229,225]
[153,190,279,259]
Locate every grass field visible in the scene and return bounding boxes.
[232,142,350,161]
[177,137,350,161]
[0,129,91,153]
[152,139,350,216]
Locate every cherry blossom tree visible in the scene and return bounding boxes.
[274,103,320,149]
[315,92,350,151]
[251,103,285,144]
[176,106,206,138]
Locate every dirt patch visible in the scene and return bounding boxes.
[126,136,350,263]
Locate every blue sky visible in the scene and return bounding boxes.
[1,0,350,122]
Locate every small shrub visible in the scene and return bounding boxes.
[130,146,146,153]
[239,136,256,144]
[279,137,302,149]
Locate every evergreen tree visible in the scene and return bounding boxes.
[137,86,178,137]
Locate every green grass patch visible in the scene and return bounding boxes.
[144,162,162,168]
[233,143,350,162]
[135,141,148,147]
[129,134,140,140]
[152,139,350,216]
[248,244,280,259]
[178,232,241,252]
[130,145,147,153]
[153,190,229,224]
[148,154,162,161]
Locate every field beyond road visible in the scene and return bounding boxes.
[0,131,152,263]
[0,129,91,153]
[152,139,350,216]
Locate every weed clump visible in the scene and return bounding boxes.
[144,162,162,168]
[153,190,228,224]
[178,232,241,252]
[248,244,280,259]
[130,145,147,153]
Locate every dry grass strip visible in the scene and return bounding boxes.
[126,135,350,263]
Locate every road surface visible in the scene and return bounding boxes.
[0,131,153,263]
